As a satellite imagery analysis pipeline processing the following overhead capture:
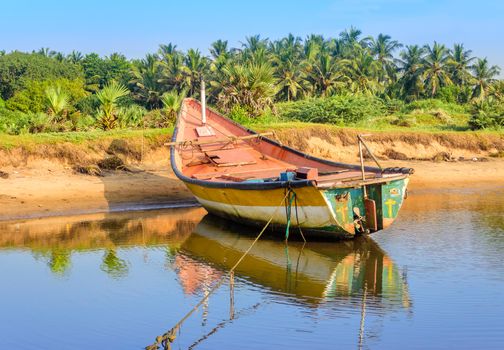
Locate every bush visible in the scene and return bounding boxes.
[469,100,504,130]
[276,94,386,125]
[0,52,82,100]
[228,105,251,124]
[401,98,469,115]
[436,85,472,104]
[143,109,166,128]
[75,94,100,116]
[383,98,405,114]
[117,105,147,128]
[0,108,56,134]
[5,78,87,114]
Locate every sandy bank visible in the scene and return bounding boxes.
[1,157,503,221]
[1,126,503,220]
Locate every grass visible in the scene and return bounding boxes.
[0,127,173,150]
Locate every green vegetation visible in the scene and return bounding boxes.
[0,29,503,137]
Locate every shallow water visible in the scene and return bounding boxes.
[1,185,504,349]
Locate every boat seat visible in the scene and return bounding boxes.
[205,149,257,167]
[191,167,289,181]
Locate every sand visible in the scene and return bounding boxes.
[1,158,503,221]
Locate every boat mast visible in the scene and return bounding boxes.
[201,79,207,125]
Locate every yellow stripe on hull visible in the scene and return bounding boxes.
[185,183,327,207]
[184,182,353,235]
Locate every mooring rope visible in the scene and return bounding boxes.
[145,190,293,350]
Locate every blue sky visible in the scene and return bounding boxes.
[1,0,503,70]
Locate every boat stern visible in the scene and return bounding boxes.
[320,176,410,234]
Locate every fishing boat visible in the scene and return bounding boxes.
[170,89,413,239]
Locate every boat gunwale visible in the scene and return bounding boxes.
[170,98,406,190]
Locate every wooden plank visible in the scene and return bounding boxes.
[206,149,257,166]
[364,198,378,232]
[165,132,274,146]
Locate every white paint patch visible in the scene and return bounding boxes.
[194,196,336,229]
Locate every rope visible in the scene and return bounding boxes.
[145,190,292,350]
[284,188,306,242]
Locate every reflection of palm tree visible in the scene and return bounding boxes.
[48,249,71,275]
[101,248,129,278]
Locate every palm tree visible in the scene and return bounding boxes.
[448,43,475,86]
[183,49,208,96]
[339,26,363,45]
[130,54,165,109]
[304,53,344,97]
[96,82,130,130]
[158,43,178,61]
[161,89,186,123]
[397,45,425,100]
[471,58,500,100]
[339,27,370,56]
[303,34,324,62]
[342,48,381,95]
[45,86,69,120]
[67,50,83,64]
[422,42,452,97]
[211,61,277,116]
[369,34,402,83]
[271,34,305,101]
[275,58,305,101]
[241,35,269,54]
[210,39,230,60]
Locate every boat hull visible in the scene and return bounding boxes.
[182,177,409,239]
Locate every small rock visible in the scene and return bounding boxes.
[0,170,9,179]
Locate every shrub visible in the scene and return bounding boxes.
[436,85,472,104]
[0,108,31,134]
[228,105,251,124]
[401,98,469,115]
[276,94,386,125]
[383,98,405,114]
[75,94,100,116]
[143,109,165,128]
[117,105,148,128]
[0,108,56,134]
[5,78,87,114]
[469,100,504,130]
[0,52,82,100]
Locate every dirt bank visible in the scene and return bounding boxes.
[0,126,503,220]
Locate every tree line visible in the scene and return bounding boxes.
[0,27,503,133]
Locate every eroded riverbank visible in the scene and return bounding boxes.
[1,159,504,221]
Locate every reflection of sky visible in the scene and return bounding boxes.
[1,0,502,74]
[0,187,503,349]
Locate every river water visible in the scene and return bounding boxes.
[1,185,503,349]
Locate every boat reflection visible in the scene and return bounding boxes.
[179,215,411,309]
[0,207,410,311]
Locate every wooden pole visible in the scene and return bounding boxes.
[358,138,367,199]
[357,134,382,170]
[229,271,235,320]
[201,80,206,125]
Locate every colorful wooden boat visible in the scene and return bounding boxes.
[170,98,413,239]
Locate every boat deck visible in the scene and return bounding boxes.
[175,100,384,187]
